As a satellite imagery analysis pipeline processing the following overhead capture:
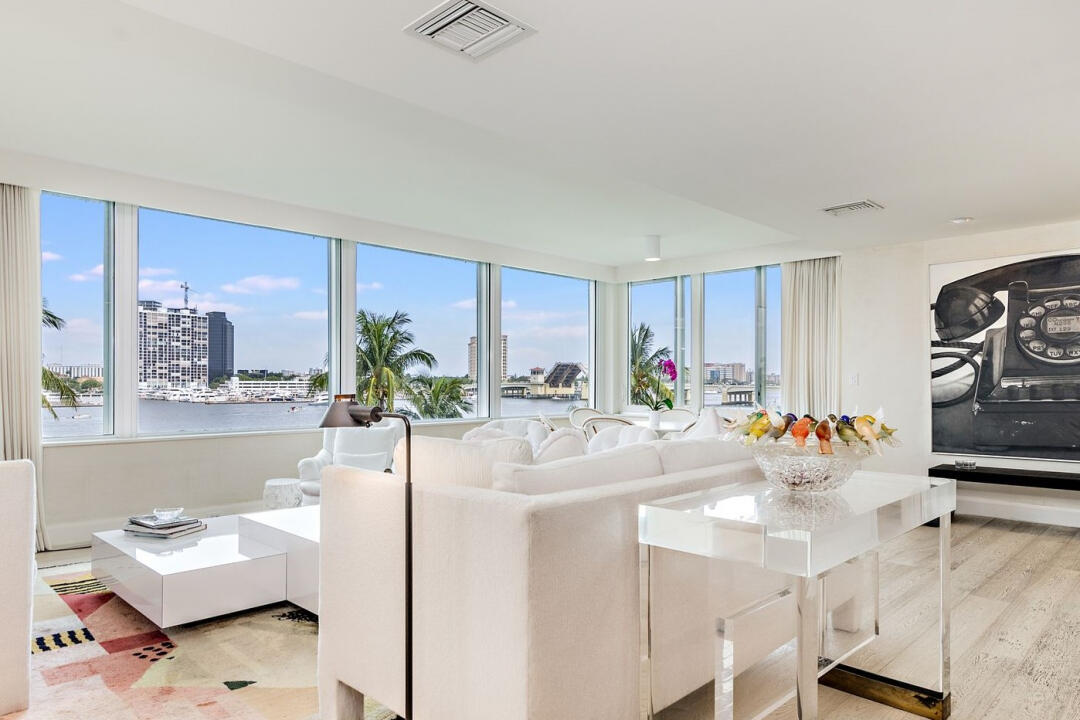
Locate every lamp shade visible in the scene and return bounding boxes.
[319,394,361,428]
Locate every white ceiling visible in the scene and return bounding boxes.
[5,0,1080,269]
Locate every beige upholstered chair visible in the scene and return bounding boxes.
[0,459,34,716]
[580,414,634,437]
[567,406,602,429]
[659,407,697,431]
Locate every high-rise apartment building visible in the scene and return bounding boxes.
[468,335,508,381]
[137,300,209,388]
[704,362,749,384]
[207,311,234,382]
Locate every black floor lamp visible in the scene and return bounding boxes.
[320,394,413,719]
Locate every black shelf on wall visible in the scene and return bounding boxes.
[928,463,1080,491]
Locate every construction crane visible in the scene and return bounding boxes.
[180,282,193,309]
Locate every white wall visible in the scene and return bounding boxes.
[840,219,1080,523]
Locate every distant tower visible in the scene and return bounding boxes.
[467,335,508,381]
[207,312,234,382]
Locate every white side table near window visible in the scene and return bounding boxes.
[639,471,956,720]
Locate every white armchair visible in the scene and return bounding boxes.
[298,423,404,505]
[0,459,34,715]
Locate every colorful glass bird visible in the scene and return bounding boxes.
[790,416,813,447]
[816,417,834,454]
[836,419,861,446]
[854,415,882,455]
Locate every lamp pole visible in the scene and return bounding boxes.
[322,397,413,719]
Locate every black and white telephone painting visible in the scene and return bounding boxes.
[931,251,1080,461]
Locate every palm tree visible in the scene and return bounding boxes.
[629,322,672,406]
[41,300,78,419]
[356,310,436,411]
[408,375,473,419]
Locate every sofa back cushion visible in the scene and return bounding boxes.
[654,437,751,475]
[587,424,658,454]
[396,435,533,489]
[532,428,587,464]
[334,450,391,472]
[492,443,663,495]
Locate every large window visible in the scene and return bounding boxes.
[500,267,591,417]
[354,243,481,421]
[703,265,781,412]
[40,192,110,439]
[137,209,329,435]
[629,276,691,408]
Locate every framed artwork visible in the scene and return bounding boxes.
[931,251,1080,461]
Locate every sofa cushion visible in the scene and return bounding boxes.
[533,428,587,464]
[587,424,658,454]
[654,437,751,475]
[492,443,664,495]
[685,407,724,438]
[396,435,533,489]
[334,450,391,472]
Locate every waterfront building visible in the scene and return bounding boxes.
[704,361,748,384]
[137,300,209,389]
[207,311,234,383]
[228,376,315,398]
[44,363,104,379]
[468,334,508,382]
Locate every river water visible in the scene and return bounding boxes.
[41,396,587,439]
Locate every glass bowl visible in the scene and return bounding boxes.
[152,507,184,521]
[750,440,867,492]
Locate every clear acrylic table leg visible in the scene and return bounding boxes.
[795,575,820,720]
[938,512,951,698]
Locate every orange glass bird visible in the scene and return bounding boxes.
[815,417,834,454]
[790,416,813,447]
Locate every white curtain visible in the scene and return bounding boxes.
[0,184,45,551]
[781,256,840,418]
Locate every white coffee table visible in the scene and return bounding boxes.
[239,505,320,614]
[91,516,287,627]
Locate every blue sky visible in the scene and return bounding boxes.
[632,268,781,376]
[42,192,775,380]
[41,193,592,377]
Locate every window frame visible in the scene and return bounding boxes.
[626,264,781,414]
[40,195,601,444]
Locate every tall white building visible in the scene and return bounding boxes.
[468,335,508,382]
[138,300,209,388]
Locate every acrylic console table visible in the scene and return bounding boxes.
[638,471,956,720]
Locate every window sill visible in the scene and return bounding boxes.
[41,414,570,448]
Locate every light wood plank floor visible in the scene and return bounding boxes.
[657,515,1080,720]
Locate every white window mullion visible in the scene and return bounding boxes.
[488,264,502,417]
[334,239,357,397]
[690,273,704,411]
[112,204,138,437]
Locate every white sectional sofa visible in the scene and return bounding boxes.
[319,437,860,719]
[0,459,35,716]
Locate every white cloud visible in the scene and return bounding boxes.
[291,310,328,321]
[311,288,327,296]
[357,281,384,293]
[138,278,182,292]
[509,324,588,339]
[450,298,516,311]
[503,309,585,324]
[42,251,63,262]
[221,275,301,294]
[156,291,248,315]
[140,267,175,277]
[68,264,104,282]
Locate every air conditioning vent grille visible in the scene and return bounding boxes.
[408,0,534,59]
[822,199,885,216]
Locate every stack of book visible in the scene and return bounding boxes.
[124,514,206,539]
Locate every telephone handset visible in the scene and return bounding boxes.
[933,254,1080,408]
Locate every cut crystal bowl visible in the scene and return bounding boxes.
[750,440,868,492]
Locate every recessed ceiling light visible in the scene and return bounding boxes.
[644,235,661,262]
[950,217,974,224]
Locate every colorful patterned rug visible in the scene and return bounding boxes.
[3,563,392,720]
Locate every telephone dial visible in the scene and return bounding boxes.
[932,254,1080,451]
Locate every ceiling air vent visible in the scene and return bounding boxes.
[407,0,534,60]
[821,199,885,217]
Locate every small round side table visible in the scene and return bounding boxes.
[263,478,303,509]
